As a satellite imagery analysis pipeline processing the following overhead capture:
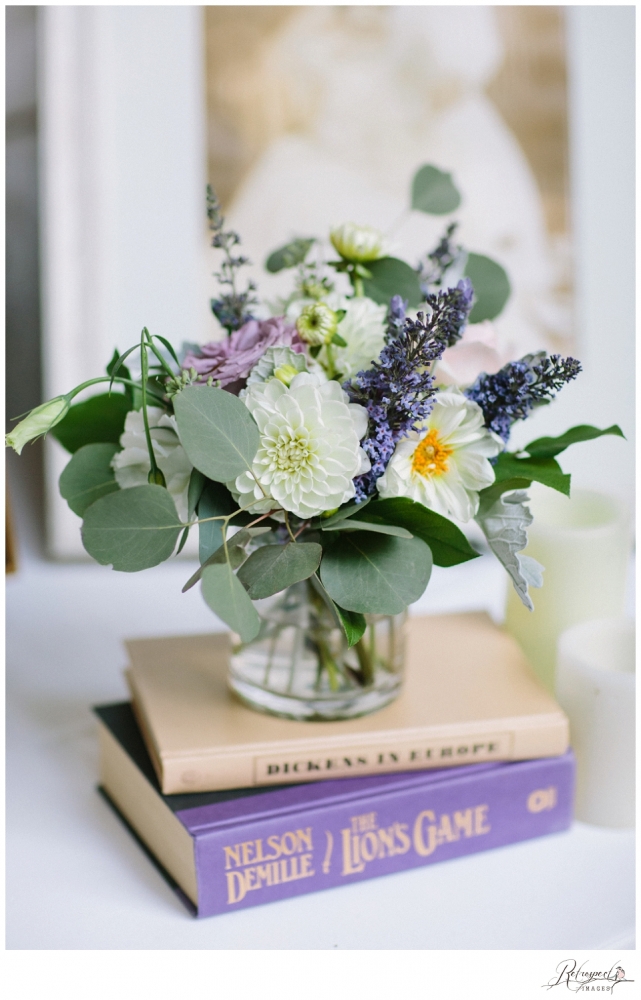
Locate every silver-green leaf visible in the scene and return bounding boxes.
[411,165,461,215]
[173,386,260,483]
[237,542,322,599]
[201,562,261,642]
[59,442,120,516]
[320,533,432,615]
[475,490,544,611]
[81,484,182,571]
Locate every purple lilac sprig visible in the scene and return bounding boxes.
[465,352,582,442]
[345,279,474,500]
[419,222,464,293]
[207,185,258,333]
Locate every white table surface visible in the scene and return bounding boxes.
[6,486,636,950]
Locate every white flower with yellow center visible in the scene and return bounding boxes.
[112,407,193,521]
[330,222,389,263]
[229,373,370,519]
[376,389,501,522]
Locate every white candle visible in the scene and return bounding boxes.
[556,617,635,828]
[504,487,631,692]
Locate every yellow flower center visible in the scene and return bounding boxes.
[411,429,453,478]
[273,434,312,473]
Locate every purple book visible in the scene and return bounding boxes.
[96,703,575,918]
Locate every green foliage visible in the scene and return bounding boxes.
[524,424,625,459]
[319,532,432,615]
[362,257,423,308]
[197,481,237,563]
[411,165,461,215]
[492,453,571,496]
[182,526,270,593]
[334,604,367,647]
[317,498,371,527]
[201,562,261,642]
[173,386,260,483]
[58,443,120,516]
[464,253,511,323]
[265,238,315,273]
[322,520,412,538]
[353,498,479,567]
[187,468,207,520]
[237,541,323,599]
[51,392,131,454]
[81,484,182,571]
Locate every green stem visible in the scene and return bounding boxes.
[354,633,374,686]
[352,274,364,298]
[324,342,336,380]
[143,328,177,378]
[65,376,166,405]
[140,332,164,485]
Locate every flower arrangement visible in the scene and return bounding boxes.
[7,166,623,704]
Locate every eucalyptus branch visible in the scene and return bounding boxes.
[283,511,297,544]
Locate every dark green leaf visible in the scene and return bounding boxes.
[411,164,461,215]
[331,332,348,347]
[197,481,236,563]
[320,532,432,615]
[353,497,479,567]
[334,605,367,648]
[464,253,511,322]
[81,484,182,571]
[362,257,423,308]
[187,468,207,520]
[524,424,625,459]
[237,542,322,599]
[265,238,315,273]
[201,563,261,642]
[107,349,131,382]
[176,525,190,555]
[173,385,260,482]
[493,452,571,496]
[59,443,120,516]
[152,335,180,368]
[51,392,132,454]
[322,520,412,538]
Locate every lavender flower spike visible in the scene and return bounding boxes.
[465,352,582,442]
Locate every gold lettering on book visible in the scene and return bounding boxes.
[341,817,411,876]
[224,828,316,904]
[254,734,512,783]
[413,804,491,857]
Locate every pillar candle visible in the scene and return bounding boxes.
[504,487,631,692]
[556,617,635,828]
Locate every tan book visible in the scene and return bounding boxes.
[125,613,569,795]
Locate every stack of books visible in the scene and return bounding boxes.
[96,612,575,918]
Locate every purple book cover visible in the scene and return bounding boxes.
[96,704,574,918]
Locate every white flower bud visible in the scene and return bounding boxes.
[296,303,339,346]
[330,222,388,264]
[5,396,69,454]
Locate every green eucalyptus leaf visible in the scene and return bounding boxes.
[173,386,260,483]
[317,498,371,528]
[354,497,479,567]
[197,481,237,562]
[464,253,511,323]
[182,526,270,593]
[362,257,423,308]
[320,532,432,615]
[59,442,120,516]
[524,424,625,459]
[322,520,412,538]
[265,238,315,273]
[201,562,261,642]
[187,468,207,520]
[334,605,367,648]
[51,392,132,454]
[176,525,190,555]
[81,484,182,571]
[237,542,322,599]
[493,453,571,496]
[411,164,461,215]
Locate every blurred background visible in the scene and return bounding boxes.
[6,5,635,564]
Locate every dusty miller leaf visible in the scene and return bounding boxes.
[475,490,544,611]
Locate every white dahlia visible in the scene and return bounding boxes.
[376,389,501,522]
[324,297,387,380]
[229,373,370,519]
[330,222,389,263]
[112,407,193,521]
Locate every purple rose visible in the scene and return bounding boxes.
[182,317,303,393]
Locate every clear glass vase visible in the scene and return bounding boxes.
[228,580,407,721]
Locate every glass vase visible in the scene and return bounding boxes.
[228,580,407,721]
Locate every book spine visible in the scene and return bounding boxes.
[188,753,575,917]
